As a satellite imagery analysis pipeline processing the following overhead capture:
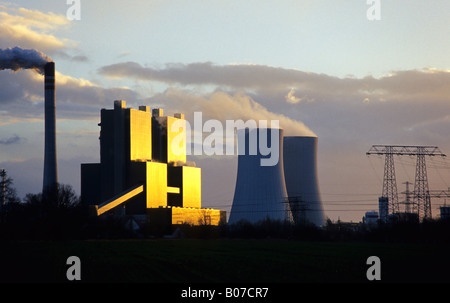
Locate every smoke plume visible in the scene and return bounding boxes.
[0,47,51,74]
[155,89,317,137]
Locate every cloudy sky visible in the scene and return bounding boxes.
[1,0,450,221]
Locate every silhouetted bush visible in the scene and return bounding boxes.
[0,183,90,240]
[220,218,326,240]
[2,182,450,242]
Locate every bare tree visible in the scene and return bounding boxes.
[0,169,20,206]
[23,183,80,209]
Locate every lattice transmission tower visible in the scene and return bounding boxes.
[367,145,446,221]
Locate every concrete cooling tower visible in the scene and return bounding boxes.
[283,136,325,226]
[228,128,289,224]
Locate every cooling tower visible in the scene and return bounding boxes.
[229,128,289,224]
[283,136,325,226]
[43,62,58,196]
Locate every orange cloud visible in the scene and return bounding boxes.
[0,5,72,52]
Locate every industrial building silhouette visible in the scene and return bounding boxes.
[81,100,225,227]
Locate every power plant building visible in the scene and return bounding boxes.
[440,206,450,220]
[81,101,225,227]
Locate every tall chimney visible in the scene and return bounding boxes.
[43,62,58,198]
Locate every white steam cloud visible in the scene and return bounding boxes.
[155,89,317,137]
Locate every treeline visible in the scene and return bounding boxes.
[1,171,450,241]
[2,197,450,242]
[360,219,450,243]
[0,184,88,240]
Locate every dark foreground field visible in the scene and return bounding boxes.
[0,239,449,283]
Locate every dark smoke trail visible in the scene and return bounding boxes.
[0,47,51,74]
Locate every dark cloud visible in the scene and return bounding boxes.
[0,69,42,120]
[98,61,333,90]
[50,50,90,63]
[0,134,22,145]
[0,68,141,121]
[98,62,450,105]
[70,55,89,63]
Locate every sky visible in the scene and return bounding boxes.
[1,0,450,222]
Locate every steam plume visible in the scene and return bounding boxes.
[0,47,51,74]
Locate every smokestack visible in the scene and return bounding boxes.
[0,47,56,198]
[43,62,58,197]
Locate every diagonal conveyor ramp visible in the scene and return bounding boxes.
[94,184,144,216]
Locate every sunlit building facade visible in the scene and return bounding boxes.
[81,100,225,227]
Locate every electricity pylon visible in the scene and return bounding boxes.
[367,145,446,221]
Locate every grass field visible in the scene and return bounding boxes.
[0,239,449,283]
